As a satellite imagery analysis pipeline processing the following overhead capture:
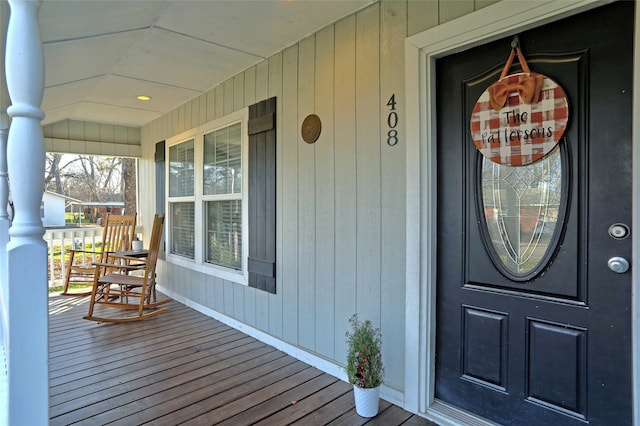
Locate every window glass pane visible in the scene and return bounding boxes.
[169,139,194,197]
[206,200,242,270]
[481,146,563,277]
[203,123,242,195]
[170,202,195,258]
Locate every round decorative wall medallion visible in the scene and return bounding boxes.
[301,114,321,144]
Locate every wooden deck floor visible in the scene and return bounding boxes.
[49,295,436,425]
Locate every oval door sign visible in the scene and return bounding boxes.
[470,72,569,166]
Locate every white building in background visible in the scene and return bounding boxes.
[41,191,80,228]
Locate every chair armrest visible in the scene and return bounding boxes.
[67,248,105,266]
[69,249,104,255]
[68,249,112,265]
[91,261,145,272]
[109,253,147,261]
[107,254,149,266]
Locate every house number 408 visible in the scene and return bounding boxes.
[386,94,398,146]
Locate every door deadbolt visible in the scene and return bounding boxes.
[608,257,630,274]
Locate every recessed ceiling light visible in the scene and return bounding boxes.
[137,95,151,101]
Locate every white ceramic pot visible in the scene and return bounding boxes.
[353,385,380,417]
[132,239,143,251]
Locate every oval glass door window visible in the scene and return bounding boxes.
[479,145,566,280]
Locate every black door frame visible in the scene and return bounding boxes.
[404,1,639,424]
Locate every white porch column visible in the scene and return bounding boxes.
[0,0,11,317]
[0,113,8,335]
[0,3,10,425]
[0,114,8,426]
[0,115,8,250]
[5,0,48,424]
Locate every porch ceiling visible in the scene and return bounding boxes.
[1,0,372,128]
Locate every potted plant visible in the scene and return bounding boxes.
[345,314,384,417]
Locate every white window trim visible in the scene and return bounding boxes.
[166,108,249,285]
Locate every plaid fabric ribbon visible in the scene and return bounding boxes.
[470,72,569,166]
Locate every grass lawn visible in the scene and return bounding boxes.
[48,284,93,294]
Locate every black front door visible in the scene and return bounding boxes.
[435,2,634,425]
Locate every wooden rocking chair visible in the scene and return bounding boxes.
[61,213,137,296]
[84,214,170,322]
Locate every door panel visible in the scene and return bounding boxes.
[435,2,633,425]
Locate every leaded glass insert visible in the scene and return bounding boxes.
[480,146,563,278]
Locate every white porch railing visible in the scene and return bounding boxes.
[44,225,143,288]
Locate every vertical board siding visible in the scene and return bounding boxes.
[297,35,316,352]
[439,0,474,23]
[332,14,358,363]
[223,280,235,316]
[43,120,141,156]
[223,80,234,116]
[214,86,224,120]
[380,0,408,389]
[234,74,245,111]
[205,275,216,312]
[198,93,207,126]
[233,283,245,320]
[268,53,284,338]
[407,2,429,36]
[189,97,197,129]
[255,61,269,105]
[244,66,257,107]
[178,103,186,134]
[242,71,257,340]
[206,90,215,123]
[281,45,300,346]
[355,3,382,325]
[141,0,451,396]
[314,25,336,360]
[214,276,224,312]
[85,123,99,140]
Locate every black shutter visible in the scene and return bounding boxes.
[248,97,276,293]
[155,140,166,259]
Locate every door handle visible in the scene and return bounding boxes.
[608,257,630,274]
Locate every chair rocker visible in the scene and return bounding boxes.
[61,213,137,296]
[84,214,169,322]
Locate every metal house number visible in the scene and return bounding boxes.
[386,94,399,146]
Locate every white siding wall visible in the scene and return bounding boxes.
[43,119,141,157]
[42,193,65,227]
[140,0,497,395]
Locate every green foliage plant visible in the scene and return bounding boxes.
[345,314,384,389]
